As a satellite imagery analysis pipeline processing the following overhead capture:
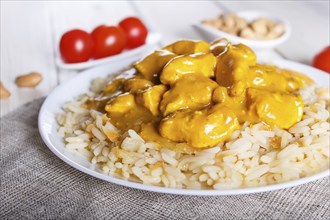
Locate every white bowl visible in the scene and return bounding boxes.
[38,57,329,196]
[56,32,162,70]
[193,11,291,51]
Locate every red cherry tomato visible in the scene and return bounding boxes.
[91,26,126,59]
[313,46,330,73]
[59,29,93,63]
[91,25,107,35]
[119,17,148,49]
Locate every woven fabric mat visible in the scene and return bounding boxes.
[1,98,329,220]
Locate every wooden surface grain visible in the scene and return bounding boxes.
[1,0,329,116]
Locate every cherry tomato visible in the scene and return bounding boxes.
[91,25,107,35]
[91,26,126,59]
[313,46,330,73]
[59,29,93,63]
[119,17,148,49]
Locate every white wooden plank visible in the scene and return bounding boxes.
[133,0,222,46]
[49,1,137,83]
[217,1,330,63]
[0,1,58,116]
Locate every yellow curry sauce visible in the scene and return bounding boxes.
[86,39,313,152]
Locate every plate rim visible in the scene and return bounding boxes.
[38,58,330,196]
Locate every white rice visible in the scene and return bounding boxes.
[56,80,330,190]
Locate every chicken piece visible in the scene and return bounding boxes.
[105,93,137,114]
[160,53,216,85]
[136,85,167,116]
[247,65,312,93]
[212,86,261,124]
[162,40,210,55]
[103,78,125,94]
[215,43,257,96]
[159,105,239,148]
[213,86,231,104]
[135,50,177,81]
[246,88,304,129]
[105,93,154,131]
[139,123,196,153]
[160,74,218,115]
[103,68,137,94]
[123,77,154,93]
[215,43,310,95]
[210,38,229,56]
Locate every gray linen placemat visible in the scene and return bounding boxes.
[1,98,330,220]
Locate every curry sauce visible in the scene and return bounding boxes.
[86,39,313,151]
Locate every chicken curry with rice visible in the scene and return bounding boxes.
[86,39,313,153]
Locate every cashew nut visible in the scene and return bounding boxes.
[15,72,43,88]
[251,20,268,36]
[0,81,11,99]
[239,27,256,40]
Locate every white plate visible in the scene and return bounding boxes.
[38,58,330,196]
[193,11,291,51]
[56,32,162,70]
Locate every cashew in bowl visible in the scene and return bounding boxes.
[240,27,256,40]
[15,72,43,88]
[269,24,286,38]
[202,13,285,40]
[251,19,269,35]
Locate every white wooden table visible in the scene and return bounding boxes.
[1,1,329,117]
